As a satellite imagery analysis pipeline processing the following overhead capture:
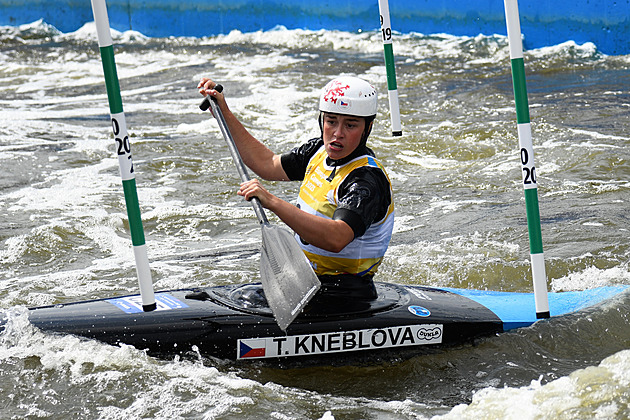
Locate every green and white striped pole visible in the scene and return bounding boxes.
[504,0,549,319]
[378,0,402,136]
[91,0,156,311]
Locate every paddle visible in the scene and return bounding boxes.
[199,86,320,330]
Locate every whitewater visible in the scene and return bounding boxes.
[0,20,629,419]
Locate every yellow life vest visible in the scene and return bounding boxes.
[296,145,394,276]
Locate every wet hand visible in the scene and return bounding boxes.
[197,77,216,94]
[237,179,274,208]
[198,77,225,101]
[197,77,227,116]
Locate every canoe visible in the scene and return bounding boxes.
[5,282,627,362]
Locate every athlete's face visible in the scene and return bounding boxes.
[322,113,365,160]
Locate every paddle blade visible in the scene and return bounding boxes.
[260,224,320,330]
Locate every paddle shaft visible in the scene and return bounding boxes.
[200,90,269,225]
[199,88,321,330]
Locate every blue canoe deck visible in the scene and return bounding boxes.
[443,285,629,330]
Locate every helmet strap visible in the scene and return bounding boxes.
[360,116,376,147]
[319,112,375,146]
[318,111,325,137]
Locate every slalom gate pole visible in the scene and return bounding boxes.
[378,0,402,136]
[91,0,156,311]
[503,0,549,318]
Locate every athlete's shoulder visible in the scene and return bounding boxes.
[281,137,323,181]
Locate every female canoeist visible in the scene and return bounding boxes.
[198,76,394,303]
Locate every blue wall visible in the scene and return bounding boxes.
[1,0,629,55]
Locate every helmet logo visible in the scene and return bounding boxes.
[319,76,376,117]
[323,80,350,105]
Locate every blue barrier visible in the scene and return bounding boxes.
[1,0,628,55]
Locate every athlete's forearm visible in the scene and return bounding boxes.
[266,196,354,253]
[199,79,288,181]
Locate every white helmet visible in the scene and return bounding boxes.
[319,76,377,117]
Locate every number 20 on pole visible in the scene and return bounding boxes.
[111,114,134,179]
[520,147,536,185]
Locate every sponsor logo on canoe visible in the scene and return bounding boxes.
[107,293,188,314]
[407,287,433,301]
[408,305,431,317]
[237,324,443,359]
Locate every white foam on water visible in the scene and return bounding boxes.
[200,26,384,54]
[213,82,321,145]
[435,349,630,420]
[0,19,61,38]
[381,231,524,289]
[0,308,269,419]
[545,179,630,197]
[528,40,603,60]
[5,158,119,213]
[551,265,630,291]
[2,19,628,420]
[1,308,435,419]
[62,21,148,44]
[397,150,461,170]
[398,32,509,62]
[568,128,627,143]
[423,196,488,216]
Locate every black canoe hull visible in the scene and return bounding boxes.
[4,282,627,362]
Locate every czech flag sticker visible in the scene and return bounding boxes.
[238,338,267,359]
